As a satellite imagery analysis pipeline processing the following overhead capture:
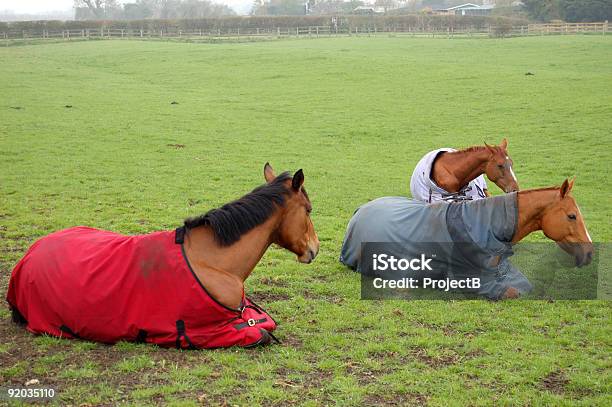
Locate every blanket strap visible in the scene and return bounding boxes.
[175,320,196,350]
[233,318,268,330]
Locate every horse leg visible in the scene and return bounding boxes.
[501,287,520,299]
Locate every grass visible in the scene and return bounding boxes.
[1,36,611,405]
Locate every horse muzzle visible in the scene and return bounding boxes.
[298,241,319,264]
[558,242,593,268]
[575,249,593,268]
[503,181,519,193]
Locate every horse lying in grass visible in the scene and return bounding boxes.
[7,163,319,348]
[341,179,592,300]
[410,139,519,203]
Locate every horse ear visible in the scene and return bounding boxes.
[292,169,304,191]
[560,178,572,198]
[500,138,508,150]
[484,142,497,155]
[264,162,276,183]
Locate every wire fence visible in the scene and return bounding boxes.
[2,22,609,45]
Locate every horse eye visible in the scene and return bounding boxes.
[568,214,577,220]
[497,165,504,169]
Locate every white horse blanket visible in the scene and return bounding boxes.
[410,148,488,203]
[340,193,532,300]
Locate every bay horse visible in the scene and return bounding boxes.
[410,138,519,203]
[341,178,592,300]
[7,163,319,348]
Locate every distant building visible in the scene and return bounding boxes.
[434,3,495,16]
[353,6,386,15]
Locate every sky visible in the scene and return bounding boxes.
[0,0,254,15]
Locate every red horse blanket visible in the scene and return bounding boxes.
[6,227,277,348]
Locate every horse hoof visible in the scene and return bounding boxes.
[244,329,274,348]
[501,287,520,299]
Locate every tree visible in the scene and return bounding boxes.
[123,2,155,19]
[75,0,235,20]
[562,0,612,22]
[523,0,612,22]
[74,0,120,19]
[252,0,306,15]
[375,0,398,12]
[522,0,563,21]
[308,0,364,15]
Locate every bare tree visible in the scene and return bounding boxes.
[74,0,119,19]
[375,0,398,12]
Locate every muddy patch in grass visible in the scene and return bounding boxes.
[278,335,303,349]
[539,370,569,394]
[258,276,289,287]
[344,360,378,386]
[367,346,481,369]
[301,289,345,304]
[249,291,291,303]
[363,392,428,406]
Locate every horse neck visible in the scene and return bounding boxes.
[187,210,282,283]
[513,189,559,243]
[435,148,491,192]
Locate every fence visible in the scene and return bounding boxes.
[527,22,609,35]
[1,21,609,44]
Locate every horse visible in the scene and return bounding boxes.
[7,163,319,348]
[341,178,592,300]
[410,139,519,203]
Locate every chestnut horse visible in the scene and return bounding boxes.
[341,178,592,300]
[504,178,593,297]
[410,139,519,203]
[183,163,319,309]
[8,163,319,348]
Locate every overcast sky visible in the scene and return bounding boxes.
[0,0,254,15]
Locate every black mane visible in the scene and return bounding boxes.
[184,172,292,246]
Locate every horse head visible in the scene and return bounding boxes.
[264,163,319,264]
[484,138,519,193]
[541,178,593,267]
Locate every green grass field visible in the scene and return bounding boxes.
[1,36,611,406]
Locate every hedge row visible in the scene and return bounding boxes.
[0,15,528,32]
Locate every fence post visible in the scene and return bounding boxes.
[604,20,608,35]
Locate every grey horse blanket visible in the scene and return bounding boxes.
[340,193,532,300]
